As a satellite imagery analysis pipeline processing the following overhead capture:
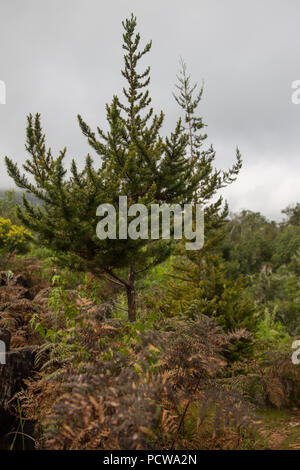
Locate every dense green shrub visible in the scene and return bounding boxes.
[0,216,32,260]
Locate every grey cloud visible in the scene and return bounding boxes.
[0,0,299,220]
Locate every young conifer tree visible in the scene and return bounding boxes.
[167,60,254,341]
[173,59,242,232]
[5,15,241,322]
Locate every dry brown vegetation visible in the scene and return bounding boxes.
[0,259,298,450]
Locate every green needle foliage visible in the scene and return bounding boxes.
[173,59,242,228]
[5,14,241,322]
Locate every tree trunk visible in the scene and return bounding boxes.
[127,264,136,322]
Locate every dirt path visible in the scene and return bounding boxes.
[259,409,300,449]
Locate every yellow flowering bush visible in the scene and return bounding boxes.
[0,217,32,257]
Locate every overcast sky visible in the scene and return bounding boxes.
[0,0,299,220]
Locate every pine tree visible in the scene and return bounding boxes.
[166,59,243,283]
[173,59,242,233]
[163,249,257,334]
[163,62,255,342]
[5,15,241,322]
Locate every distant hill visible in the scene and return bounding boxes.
[0,189,40,206]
